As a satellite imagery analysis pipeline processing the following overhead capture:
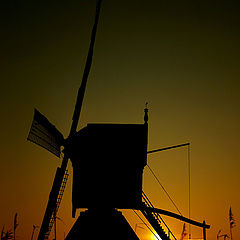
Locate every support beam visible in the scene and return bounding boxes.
[141,206,210,229]
[147,143,190,154]
[203,221,207,240]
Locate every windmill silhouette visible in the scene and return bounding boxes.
[27,1,210,240]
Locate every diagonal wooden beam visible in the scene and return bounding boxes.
[141,206,210,229]
[147,143,190,154]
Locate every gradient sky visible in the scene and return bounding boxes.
[1,1,240,240]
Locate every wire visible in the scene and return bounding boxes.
[147,164,182,216]
[133,210,161,240]
[147,144,192,238]
[188,144,191,240]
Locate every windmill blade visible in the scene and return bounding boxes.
[70,0,102,136]
[36,1,103,240]
[27,109,64,158]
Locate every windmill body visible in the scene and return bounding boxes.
[69,123,148,213]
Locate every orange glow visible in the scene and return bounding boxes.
[1,1,240,240]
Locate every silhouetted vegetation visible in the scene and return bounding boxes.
[1,213,18,240]
[1,228,14,240]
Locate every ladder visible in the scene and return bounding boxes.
[141,192,177,240]
[44,169,69,239]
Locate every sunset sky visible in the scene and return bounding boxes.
[1,0,240,240]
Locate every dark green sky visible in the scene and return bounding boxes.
[1,1,240,239]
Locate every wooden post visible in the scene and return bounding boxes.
[203,221,206,240]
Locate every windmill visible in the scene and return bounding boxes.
[28,1,210,240]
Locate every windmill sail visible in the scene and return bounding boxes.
[27,109,64,157]
[35,1,103,239]
[70,0,102,135]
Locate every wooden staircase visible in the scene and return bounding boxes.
[141,192,176,240]
[43,169,69,239]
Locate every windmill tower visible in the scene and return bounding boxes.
[28,1,210,240]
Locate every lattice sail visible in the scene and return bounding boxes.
[27,109,64,157]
